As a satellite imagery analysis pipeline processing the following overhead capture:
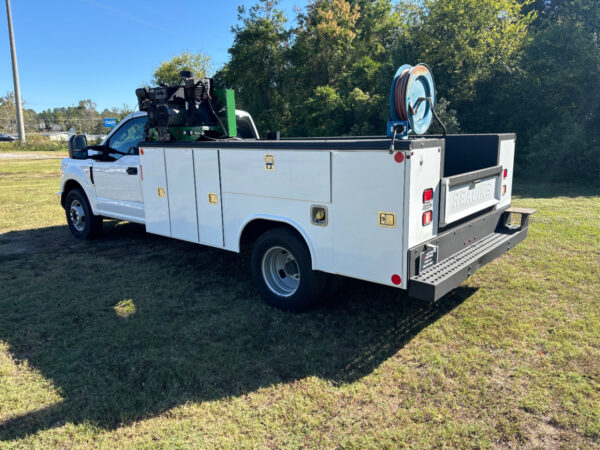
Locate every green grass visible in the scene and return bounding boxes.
[0,141,67,153]
[0,157,598,448]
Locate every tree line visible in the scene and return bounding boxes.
[2,0,598,180]
[0,93,132,136]
[215,0,599,181]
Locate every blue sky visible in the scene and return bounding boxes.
[0,0,307,113]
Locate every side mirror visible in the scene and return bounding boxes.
[68,134,88,159]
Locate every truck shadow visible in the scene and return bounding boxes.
[0,222,476,441]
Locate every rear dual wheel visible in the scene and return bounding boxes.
[251,228,327,312]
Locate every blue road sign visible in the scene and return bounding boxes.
[104,118,117,127]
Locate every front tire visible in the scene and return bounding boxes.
[65,188,102,239]
[251,228,326,312]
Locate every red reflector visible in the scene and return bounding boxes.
[422,210,432,225]
[140,164,143,181]
[391,274,401,285]
[503,168,507,179]
[140,148,144,155]
[423,188,433,203]
[502,185,507,195]
[394,152,404,163]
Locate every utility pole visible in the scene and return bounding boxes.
[5,0,25,142]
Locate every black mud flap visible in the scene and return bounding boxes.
[408,207,535,302]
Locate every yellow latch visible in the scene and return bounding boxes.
[378,212,396,228]
[265,154,274,171]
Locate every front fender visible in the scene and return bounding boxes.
[60,159,98,214]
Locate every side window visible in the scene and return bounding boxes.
[108,117,147,156]
[236,116,257,139]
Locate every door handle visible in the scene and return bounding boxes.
[126,167,138,175]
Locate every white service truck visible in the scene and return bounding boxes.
[59,109,534,311]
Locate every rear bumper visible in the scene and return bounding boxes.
[407,206,535,302]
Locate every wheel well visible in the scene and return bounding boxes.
[240,219,310,252]
[61,180,83,207]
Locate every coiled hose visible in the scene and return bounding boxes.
[390,63,447,136]
[394,67,412,122]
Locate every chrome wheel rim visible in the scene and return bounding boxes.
[261,246,300,297]
[69,199,86,232]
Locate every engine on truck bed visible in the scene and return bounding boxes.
[135,71,237,142]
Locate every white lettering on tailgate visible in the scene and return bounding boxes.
[453,182,492,209]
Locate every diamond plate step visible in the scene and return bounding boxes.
[408,228,528,302]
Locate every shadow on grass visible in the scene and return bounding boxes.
[0,222,476,441]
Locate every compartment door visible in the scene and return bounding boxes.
[193,149,223,247]
[140,147,170,237]
[332,151,405,288]
[165,149,199,243]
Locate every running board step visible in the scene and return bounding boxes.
[408,227,529,302]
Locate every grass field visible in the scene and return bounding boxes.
[0,156,599,448]
[0,141,67,153]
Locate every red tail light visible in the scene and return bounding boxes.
[423,188,433,203]
[422,210,432,226]
[503,168,507,179]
